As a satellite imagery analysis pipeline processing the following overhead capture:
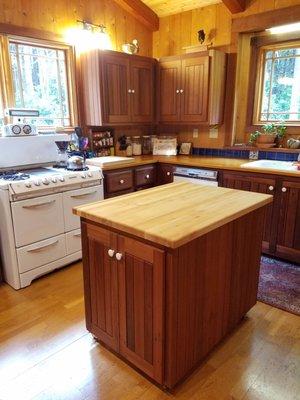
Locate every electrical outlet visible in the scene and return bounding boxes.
[193,129,199,138]
[209,127,218,139]
[249,151,259,160]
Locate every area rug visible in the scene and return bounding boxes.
[258,256,300,315]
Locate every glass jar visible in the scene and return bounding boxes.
[126,136,133,157]
[150,135,157,153]
[132,136,142,156]
[142,135,151,155]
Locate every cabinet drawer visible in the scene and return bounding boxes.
[11,193,64,247]
[17,234,66,273]
[63,186,103,232]
[157,164,174,185]
[66,229,82,254]
[105,170,134,194]
[135,165,155,187]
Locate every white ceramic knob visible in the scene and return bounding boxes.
[132,89,135,93]
[176,89,180,94]
[268,186,274,191]
[52,177,57,183]
[167,172,171,176]
[128,89,132,93]
[59,176,65,182]
[42,178,49,185]
[120,179,124,184]
[180,89,184,93]
[108,249,115,258]
[282,187,287,192]
[25,182,32,188]
[146,174,150,179]
[115,252,123,261]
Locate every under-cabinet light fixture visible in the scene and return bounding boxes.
[65,20,112,53]
[266,22,300,34]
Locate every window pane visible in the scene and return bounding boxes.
[9,42,71,127]
[259,46,300,123]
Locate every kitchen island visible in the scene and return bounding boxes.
[74,182,273,389]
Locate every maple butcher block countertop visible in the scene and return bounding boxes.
[101,155,300,177]
[74,182,272,248]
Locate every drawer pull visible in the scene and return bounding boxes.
[28,239,59,253]
[71,191,97,199]
[108,249,115,258]
[268,186,274,191]
[180,89,184,93]
[145,174,150,179]
[115,252,123,261]
[23,199,56,209]
[176,89,180,94]
[131,89,135,94]
[282,187,287,193]
[167,172,171,176]
[120,179,125,184]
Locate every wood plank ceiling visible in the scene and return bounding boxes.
[141,0,222,17]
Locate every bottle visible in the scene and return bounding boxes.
[126,137,133,157]
[132,136,142,156]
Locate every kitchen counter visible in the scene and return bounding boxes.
[101,155,300,177]
[74,182,272,248]
[76,180,272,389]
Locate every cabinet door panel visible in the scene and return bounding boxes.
[157,163,174,185]
[159,60,181,122]
[131,60,154,123]
[181,56,209,122]
[221,172,275,252]
[83,223,119,351]
[118,236,164,383]
[276,180,300,263]
[102,54,131,123]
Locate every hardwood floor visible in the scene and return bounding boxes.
[0,262,299,400]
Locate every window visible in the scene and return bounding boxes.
[255,43,300,124]
[0,35,77,130]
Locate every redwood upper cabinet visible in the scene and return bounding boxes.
[81,222,165,383]
[221,172,276,253]
[276,179,300,263]
[81,50,155,126]
[158,50,226,125]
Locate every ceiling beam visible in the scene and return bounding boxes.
[113,0,159,31]
[221,0,246,14]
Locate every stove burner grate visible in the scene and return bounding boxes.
[66,166,89,171]
[0,171,31,181]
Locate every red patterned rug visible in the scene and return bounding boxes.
[258,256,300,315]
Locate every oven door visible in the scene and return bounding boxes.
[11,193,64,247]
[62,185,104,232]
[173,175,218,187]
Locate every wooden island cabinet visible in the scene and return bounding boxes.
[75,183,272,389]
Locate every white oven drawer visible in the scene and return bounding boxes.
[11,193,64,247]
[63,185,103,232]
[17,234,66,273]
[66,229,82,254]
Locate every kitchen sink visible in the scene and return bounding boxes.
[241,160,298,171]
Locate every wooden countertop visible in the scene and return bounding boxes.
[101,155,300,177]
[74,182,273,249]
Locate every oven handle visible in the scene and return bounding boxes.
[27,239,59,253]
[22,199,56,209]
[70,191,97,199]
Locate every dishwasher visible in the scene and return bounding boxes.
[173,166,218,186]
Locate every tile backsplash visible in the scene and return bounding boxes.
[192,148,299,161]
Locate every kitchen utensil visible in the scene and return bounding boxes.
[66,155,87,171]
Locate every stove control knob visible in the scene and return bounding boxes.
[34,180,41,186]
[81,173,87,179]
[51,177,57,183]
[87,172,92,177]
[42,178,49,185]
[25,182,32,188]
[59,176,65,182]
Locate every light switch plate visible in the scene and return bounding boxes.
[193,129,199,138]
[209,127,218,139]
[249,151,259,160]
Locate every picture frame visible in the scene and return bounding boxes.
[179,142,192,155]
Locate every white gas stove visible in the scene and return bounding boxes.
[0,134,104,289]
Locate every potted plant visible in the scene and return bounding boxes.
[249,123,287,147]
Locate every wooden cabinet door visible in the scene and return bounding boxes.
[159,60,181,122]
[221,172,276,253]
[130,59,154,123]
[157,163,174,185]
[102,54,131,124]
[117,236,164,384]
[276,180,300,263]
[181,55,209,122]
[82,223,119,351]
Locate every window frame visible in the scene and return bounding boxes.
[0,34,78,130]
[253,40,300,126]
